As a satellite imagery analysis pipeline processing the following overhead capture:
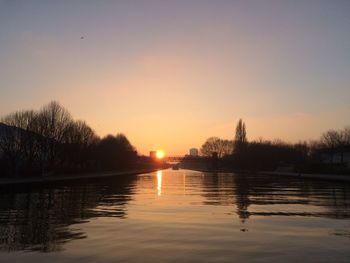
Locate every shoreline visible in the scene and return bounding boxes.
[2,167,350,185]
[0,168,160,186]
[260,171,350,182]
[185,167,350,182]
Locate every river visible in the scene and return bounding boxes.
[0,169,349,262]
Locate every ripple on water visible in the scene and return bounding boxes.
[0,169,349,263]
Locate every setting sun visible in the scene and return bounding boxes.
[1,1,350,262]
[156,150,165,159]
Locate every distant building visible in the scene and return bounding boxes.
[189,148,199,156]
[150,151,157,159]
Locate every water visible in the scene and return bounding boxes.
[0,169,349,262]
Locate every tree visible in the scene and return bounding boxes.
[97,134,137,170]
[63,120,96,146]
[221,139,234,157]
[36,101,72,169]
[0,110,42,176]
[61,120,98,169]
[234,119,247,155]
[0,101,140,176]
[344,127,350,147]
[200,137,233,158]
[321,130,345,165]
[115,133,135,152]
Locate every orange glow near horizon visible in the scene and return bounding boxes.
[156,150,165,159]
[1,2,349,156]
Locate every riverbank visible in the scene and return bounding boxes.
[0,168,160,186]
[260,171,350,182]
[185,167,350,182]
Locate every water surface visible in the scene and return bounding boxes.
[0,169,349,262]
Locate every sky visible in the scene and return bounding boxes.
[0,0,349,155]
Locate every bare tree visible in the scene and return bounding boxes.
[63,120,96,146]
[36,101,72,168]
[221,139,234,157]
[60,120,98,169]
[201,137,233,158]
[0,110,41,175]
[321,129,345,165]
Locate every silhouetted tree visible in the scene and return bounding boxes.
[234,119,247,152]
[0,111,42,176]
[321,130,345,165]
[97,134,137,171]
[60,120,98,170]
[233,119,248,167]
[0,101,140,177]
[344,127,350,144]
[36,101,72,169]
[201,137,233,158]
[238,139,307,171]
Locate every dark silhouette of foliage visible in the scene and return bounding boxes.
[0,111,44,176]
[36,101,73,169]
[234,119,247,156]
[196,120,349,174]
[200,137,233,158]
[97,134,137,171]
[0,101,146,177]
[234,119,247,145]
[240,139,308,171]
[320,129,349,165]
[1,102,349,177]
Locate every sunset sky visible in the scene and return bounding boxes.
[0,0,349,155]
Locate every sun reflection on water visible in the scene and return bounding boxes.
[157,170,162,196]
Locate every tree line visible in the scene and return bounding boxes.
[200,119,350,173]
[0,101,157,177]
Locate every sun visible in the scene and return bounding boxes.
[156,150,165,159]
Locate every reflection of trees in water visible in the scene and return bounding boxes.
[233,175,250,222]
[200,173,250,222]
[201,173,350,222]
[0,176,137,252]
[201,174,236,205]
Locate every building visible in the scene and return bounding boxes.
[189,148,199,157]
[150,151,157,159]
